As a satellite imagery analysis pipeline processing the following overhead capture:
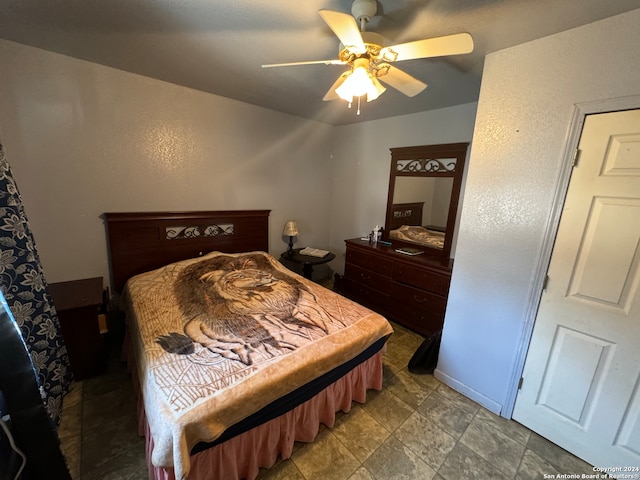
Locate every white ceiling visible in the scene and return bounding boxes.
[2,0,639,125]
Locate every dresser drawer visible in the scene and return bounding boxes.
[345,248,393,277]
[392,262,450,295]
[390,282,447,314]
[390,282,447,335]
[392,303,446,336]
[344,263,392,291]
[341,277,391,312]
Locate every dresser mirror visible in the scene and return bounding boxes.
[384,142,469,260]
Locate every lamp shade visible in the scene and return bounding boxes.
[336,65,370,100]
[283,220,298,236]
[335,57,386,103]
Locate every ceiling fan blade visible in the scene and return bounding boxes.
[262,59,345,68]
[378,65,427,97]
[323,72,349,101]
[381,32,474,62]
[318,10,366,54]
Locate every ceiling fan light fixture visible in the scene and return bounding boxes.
[336,65,368,101]
[367,76,386,102]
[335,58,384,103]
[266,2,475,110]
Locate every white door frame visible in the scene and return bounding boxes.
[503,94,640,418]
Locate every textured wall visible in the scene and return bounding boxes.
[330,102,478,271]
[0,39,478,289]
[0,40,333,286]
[437,8,640,416]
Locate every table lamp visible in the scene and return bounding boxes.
[283,220,298,257]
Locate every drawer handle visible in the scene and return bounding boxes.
[413,295,427,304]
[360,273,372,281]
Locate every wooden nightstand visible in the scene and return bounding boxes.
[280,248,336,280]
[48,277,105,380]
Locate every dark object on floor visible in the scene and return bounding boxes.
[408,330,442,374]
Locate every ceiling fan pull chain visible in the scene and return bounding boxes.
[357,96,361,115]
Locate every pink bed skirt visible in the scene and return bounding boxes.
[128,338,384,480]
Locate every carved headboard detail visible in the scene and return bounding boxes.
[103,210,270,292]
[389,202,424,230]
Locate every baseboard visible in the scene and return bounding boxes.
[434,367,504,417]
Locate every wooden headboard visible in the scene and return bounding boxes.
[103,210,270,292]
[389,202,424,230]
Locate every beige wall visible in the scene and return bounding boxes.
[329,102,478,272]
[0,40,334,287]
[438,8,640,416]
[0,39,478,287]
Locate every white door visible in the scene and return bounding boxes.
[513,109,640,468]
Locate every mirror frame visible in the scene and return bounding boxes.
[384,142,469,260]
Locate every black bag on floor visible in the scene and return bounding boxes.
[408,329,442,374]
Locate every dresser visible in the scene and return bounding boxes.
[339,238,453,337]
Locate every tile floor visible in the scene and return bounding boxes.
[57,320,596,480]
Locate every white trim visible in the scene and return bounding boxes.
[434,367,503,415]
[502,94,640,418]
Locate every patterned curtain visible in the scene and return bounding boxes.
[0,143,72,425]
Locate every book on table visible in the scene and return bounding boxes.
[395,247,424,256]
[299,247,330,258]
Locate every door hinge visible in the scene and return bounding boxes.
[518,377,524,390]
[542,274,549,291]
[572,148,581,167]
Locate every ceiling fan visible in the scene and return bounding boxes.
[262,0,474,113]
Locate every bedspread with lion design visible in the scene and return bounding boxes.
[122,251,393,480]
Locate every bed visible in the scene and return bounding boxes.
[103,210,393,480]
[387,202,446,249]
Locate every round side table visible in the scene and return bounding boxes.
[280,248,336,280]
